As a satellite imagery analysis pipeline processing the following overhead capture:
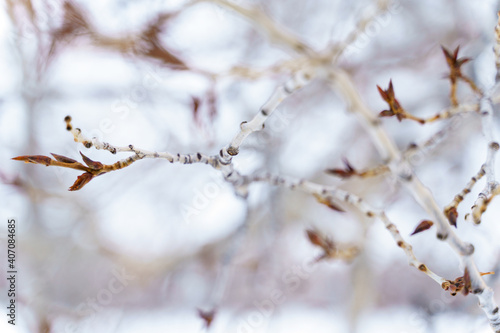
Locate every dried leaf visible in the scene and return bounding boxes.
[12,155,53,166]
[410,220,434,236]
[69,172,94,191]
[80,152,103,170]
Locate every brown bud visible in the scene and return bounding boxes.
[444,206,458,227]
[12,155,53,166]
[51,153,78,164]
[410,220,434,236]
[306,229,323,247]
[80,152,103,170]
[69,172,94,191]
[197,308,216,329]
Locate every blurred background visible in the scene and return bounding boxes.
[2,0,500,332]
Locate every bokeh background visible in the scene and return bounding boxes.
[2,0,500,332]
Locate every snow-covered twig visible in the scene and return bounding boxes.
[242,172,447,285]
[445,165,486,227]
[326,67,500,331]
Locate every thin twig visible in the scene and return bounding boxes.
[326,67,500,331]
[243,172,446,285]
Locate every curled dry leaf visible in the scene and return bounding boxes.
[410,220,434,236]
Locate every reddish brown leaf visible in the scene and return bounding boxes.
[197,308,216,329]
[12,155,52,166]
[410,220,434,236]
[69,172,94,191]
[51,153,78,164]
[80,152,103,170]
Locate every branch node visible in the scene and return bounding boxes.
[437,233,448,241]
[227,146,239,156]
[463,243,475,256]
